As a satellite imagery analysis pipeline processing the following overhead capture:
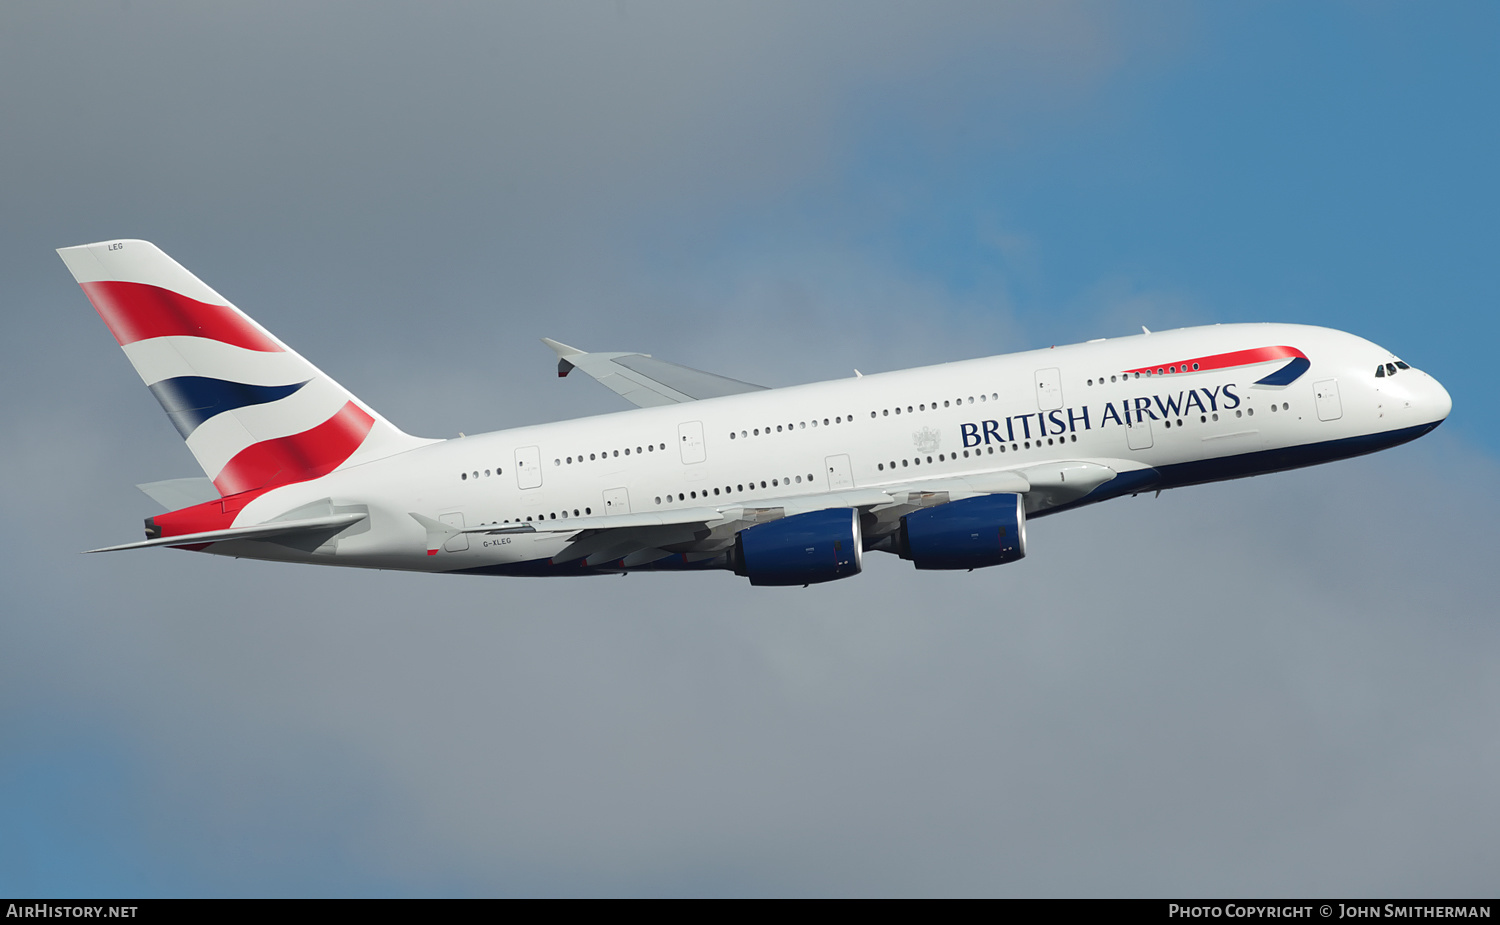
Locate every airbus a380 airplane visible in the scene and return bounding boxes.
[61,239,1451,586]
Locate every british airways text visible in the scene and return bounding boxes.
[959,384,1242,446]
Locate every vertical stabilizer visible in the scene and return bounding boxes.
[59,239,434,496]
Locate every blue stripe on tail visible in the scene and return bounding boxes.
[148,376,310,437]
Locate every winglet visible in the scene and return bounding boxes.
[542,338,584,378]
[538,338,766,407]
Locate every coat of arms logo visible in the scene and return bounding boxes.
[913,426,941,454]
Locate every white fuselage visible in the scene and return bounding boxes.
[208,322,1450,575]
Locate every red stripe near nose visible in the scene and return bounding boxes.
[1122,345,1305,375]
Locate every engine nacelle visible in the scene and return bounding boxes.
[896,493,1027,570]
[732,508,863,586]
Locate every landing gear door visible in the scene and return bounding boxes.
[1035,368,1063,412]
[825,454,853,490]
[515,446,543,489]
[1314,379,1342,421]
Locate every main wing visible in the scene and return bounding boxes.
[542,338,767,408]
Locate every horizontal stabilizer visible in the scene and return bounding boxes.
[137,477,219,510]
[542,338,766,408]
[86,512,367,553]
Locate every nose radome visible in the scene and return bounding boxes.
[1427,375,1453,423]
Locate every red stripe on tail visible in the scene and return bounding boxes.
[80,280,282,352]
[212,402,375,496]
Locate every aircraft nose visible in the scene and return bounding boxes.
[1425,374,1453,424]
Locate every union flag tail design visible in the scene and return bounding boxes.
[59,239,432,496]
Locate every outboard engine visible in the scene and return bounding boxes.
[894,493,1026,570]
[731,508,863,586]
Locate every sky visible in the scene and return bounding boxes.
[1,1,1497,897]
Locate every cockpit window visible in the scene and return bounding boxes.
[1395,361,1410,370]
[1375,365,1386,378]
[1386,363,1397,376]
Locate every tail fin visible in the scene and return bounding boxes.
[59,239,434,496]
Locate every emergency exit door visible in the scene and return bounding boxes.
[825,455,853,489]
[1314,379,1343,421]
[1035,368,1063,411]
[515,446,542,489]
[678,421,706,464]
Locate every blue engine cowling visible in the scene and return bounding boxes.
[732,508,863,586]
[896,493,1027,570]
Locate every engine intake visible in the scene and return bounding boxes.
[896,493,1026,570]
[732,508,863,586]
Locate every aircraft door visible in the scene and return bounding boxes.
[1126,417,1153,450]
[1314,379,1343,421]
[603,487,631,514]
[678,421,706,464]
[440,512,469,552]
[825,454,853,490]
[1034,368,1063,412]
[515,446,543,489]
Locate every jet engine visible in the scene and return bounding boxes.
[893,493,1026,570]
[731,508,863,586]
